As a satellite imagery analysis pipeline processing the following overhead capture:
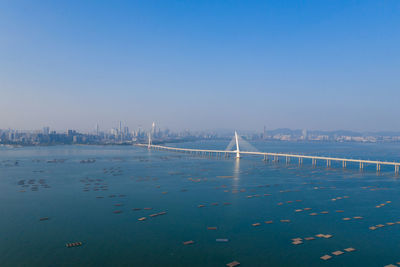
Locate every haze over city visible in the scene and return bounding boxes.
[1,0,399,132]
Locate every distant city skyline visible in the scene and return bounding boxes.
[4,122,400,147]
[6,122,400,136]
[1,1,399,131]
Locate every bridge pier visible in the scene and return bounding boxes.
[343,161,347,168]
[286,156,290,164]
[299,158,303,166]
[312,158,316,167]
[263,155,268,162]
[326,160,331,168]
[395,165,399,176]
[376,164,381,172]
[360,162,364,170]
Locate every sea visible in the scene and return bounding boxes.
[0,141,399,267]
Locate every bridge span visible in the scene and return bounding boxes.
[138,144,400,175]
[139,131,400,174]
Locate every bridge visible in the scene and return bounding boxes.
[140,131,400,175]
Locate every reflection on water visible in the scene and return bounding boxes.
[233,158,240,188]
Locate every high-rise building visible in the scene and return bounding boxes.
[43,127,50,135]
[110,128,118,137]
[67,129,76,136]
[302,129,308,140]
[263,125,266,139]
[151,122,156,136]
[123,127,129,138]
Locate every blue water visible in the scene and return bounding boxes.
[0,141,400,266]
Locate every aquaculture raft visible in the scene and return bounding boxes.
[66,242,83,248]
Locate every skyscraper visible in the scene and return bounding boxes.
[123,127,129,138]
[151,122,156,138]
[263,125,266,140]
[302,129,308,140]
[43,127,50,135]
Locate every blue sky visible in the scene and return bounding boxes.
[1,0,399,132]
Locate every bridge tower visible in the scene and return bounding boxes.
[235,131,241,159]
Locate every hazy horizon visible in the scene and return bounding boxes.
[1,1,399,132]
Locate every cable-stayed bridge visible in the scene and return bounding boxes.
[139,131,400,175]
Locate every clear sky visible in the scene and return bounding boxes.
[1,0,399,132]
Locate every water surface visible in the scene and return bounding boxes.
[1,141,399,266]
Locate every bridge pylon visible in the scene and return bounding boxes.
[235,131,241,159]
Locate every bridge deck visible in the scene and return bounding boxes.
[138,144,400,167]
